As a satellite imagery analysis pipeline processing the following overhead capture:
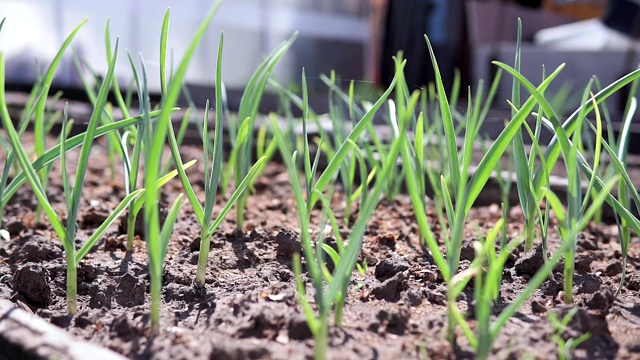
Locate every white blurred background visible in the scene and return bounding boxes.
[0,0,371,92]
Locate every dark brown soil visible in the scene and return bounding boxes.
[1,138,640,360]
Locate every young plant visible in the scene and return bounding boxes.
[549,307,591,360]
[142,2,222,333]
[119,49,197,251]
[30,20,87,224]
[0,39,143,314]
[606,76,639,296]
[495,60,640,303]
[401,35,570,350]
[405,35,623,357]
[579,92,640,297]
[166,32,266,286]
[507,21,558,257]
[271,63,406,359]
[519,64,640,226]
[228,33,297,229]
[119,52,148,251]
[450,178,610,359]
[510,20,538,252]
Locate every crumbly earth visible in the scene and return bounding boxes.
[1,139,639,360]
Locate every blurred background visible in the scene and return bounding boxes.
[1,0,639,116]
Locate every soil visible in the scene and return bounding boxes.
[1,136,640,360]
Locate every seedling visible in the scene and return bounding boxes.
[142,3,222,333]
[227,33,297,229]
[549,307,591,360]
[166,31,267,286]
[0,38,143,314]
[272,63,407,359]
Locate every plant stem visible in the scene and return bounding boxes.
[564,241,575,304]
[150,265,161,335]
[344,200,351,228]
[126,211,136,251]
[524,223,535,252]
[446,289,456,352]
[65,246,78,315]
[195,227,212,285]
[334,292,344,327]
[236,194,247,230]
[315,317,329,360]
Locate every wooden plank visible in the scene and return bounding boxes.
[0,300,127,360]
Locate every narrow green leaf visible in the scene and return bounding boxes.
[75,189,145,264]
[160,193,184,261]
[204,31,225,221]
[425,36,460,190]
[104,19,130,119]
[167,124,205,225]
[34,19,87,158]
[145,1,223,272]
[293,253,320,335]
[1,110,166,208]
[132,159,197,216]
[67,39,120,236]
[207,156,267,235]
[159,9,170,97]
[312,60,407,204]
[0,54,67,245]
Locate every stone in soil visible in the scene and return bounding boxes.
[374,256,409,281]
[531,300,547,314]
[369,270,407,302]
[551,306,618,357]
[274,229,300,260]
[9,234,62,263]
[12,262,52,307]
[514,245,546,276]
[287,314,313,340]
[585,287,615,311]
[603,261,623,276]
[575,273,602,294]
[115,273,146,307]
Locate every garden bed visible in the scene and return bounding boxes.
[1,135,639,360]
[3,4,640,358]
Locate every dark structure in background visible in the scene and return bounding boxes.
[603,0,640,38]
[380,0,466,92]
[380,0,640,153]
[516,0,543,7]
[380,0,640,92]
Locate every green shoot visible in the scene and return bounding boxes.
[230,33,297,229]
[143,2,222,333]
[272,62,406,359]
[167,32,267,286]
[495,60,640,302]
[120,51,195,251]
[31,19,87,223]
[403,35,567,350]
[611,74,639,296]
[1,38,143,314]
[549,307,591,360]
[0,109,166,211]
[454,178,616,359]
